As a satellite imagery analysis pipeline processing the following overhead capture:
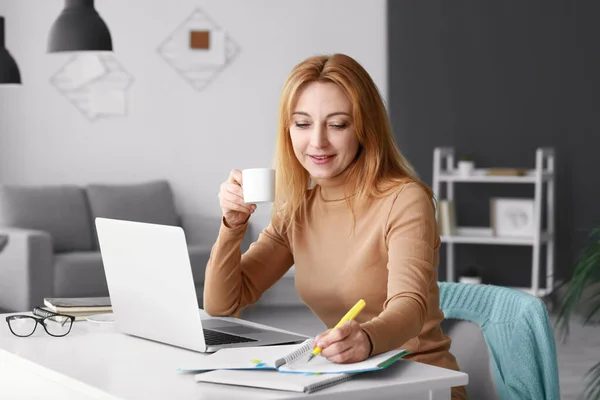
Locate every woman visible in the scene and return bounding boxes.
[204,53,467,399]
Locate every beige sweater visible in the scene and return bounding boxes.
[204,182,466,398]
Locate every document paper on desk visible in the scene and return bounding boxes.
[179,338,409,374]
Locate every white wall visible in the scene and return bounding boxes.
[0,0,387,230]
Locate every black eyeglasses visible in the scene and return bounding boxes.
[5,308,75,337]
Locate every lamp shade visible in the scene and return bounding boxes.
[48,0,112,52]
[0,16,22,84]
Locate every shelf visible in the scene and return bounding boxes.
[441,227,553,246]
[434,147,556,297]
[437,169,553,183]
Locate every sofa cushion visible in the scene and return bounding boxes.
[54,246,209,305]
[54,252,109,297]
[0,185,93,252]
[86,181,180,249]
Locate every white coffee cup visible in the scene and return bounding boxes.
[242,168,275,203]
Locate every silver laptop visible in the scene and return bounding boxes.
[95,217,306,353]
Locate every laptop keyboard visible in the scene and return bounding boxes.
[203,328,257,346]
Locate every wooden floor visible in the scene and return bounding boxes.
[242,305,600,400]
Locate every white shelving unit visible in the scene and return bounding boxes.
[432,147,556,297]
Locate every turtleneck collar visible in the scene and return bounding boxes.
[312,169,354,201]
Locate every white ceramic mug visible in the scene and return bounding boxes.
[242,168,275,203]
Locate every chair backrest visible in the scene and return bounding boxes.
[441,318,499,399]
[438,282,560,400]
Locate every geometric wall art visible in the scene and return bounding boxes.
[50,54,134,122]
[157,8,241,92]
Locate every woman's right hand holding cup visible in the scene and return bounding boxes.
[219,169,256,228]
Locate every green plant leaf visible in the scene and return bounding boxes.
[556,227,600,399]
[555,231,600,341]
[583,360,600,400]
[557,255,600,339]
[583,293,600,326]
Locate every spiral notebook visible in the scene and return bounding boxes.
[195,369,351,394]
[179,338,409,374]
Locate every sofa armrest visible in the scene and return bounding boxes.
[0,228,54,312]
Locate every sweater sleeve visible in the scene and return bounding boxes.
[203,218,295,317]
[360,183,436,355]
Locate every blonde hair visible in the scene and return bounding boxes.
[273,54,433,233]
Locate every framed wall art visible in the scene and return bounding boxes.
[490,198,536,237]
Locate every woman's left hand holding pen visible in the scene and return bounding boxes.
[313,321,372,364]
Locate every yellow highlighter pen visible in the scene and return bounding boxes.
[307,299,366,363]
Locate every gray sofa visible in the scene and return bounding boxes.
[0,180,233,312]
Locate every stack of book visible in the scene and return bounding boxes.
[485,168,528,176]
[42,297,112,321]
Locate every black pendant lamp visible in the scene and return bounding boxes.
[0,16,22,84]
[48,0,113,53]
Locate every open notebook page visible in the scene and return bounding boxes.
[178,340,312,372]
[179,338,408,374]
[278,348,409,374]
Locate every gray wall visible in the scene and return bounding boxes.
[0,0,387,233]
[388,1,600,286]
[0,0,386,306]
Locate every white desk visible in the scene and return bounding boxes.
[0,313,467,399]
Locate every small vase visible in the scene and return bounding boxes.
[457,161,475,177]
[459,276,482,285]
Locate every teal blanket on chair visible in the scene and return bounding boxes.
[439,282,560,400]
